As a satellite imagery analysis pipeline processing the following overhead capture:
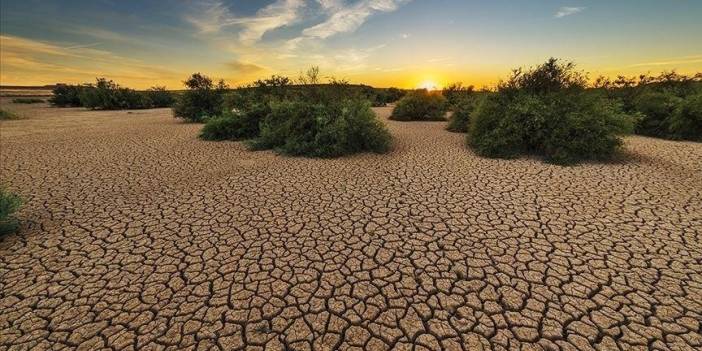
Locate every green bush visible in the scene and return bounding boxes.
[146,86,175,108]
[0,187,21,235]
[390,89,448,121]
[173,73,228,122]
[633,91,681,137]
[12,98,44,104]
[50,84,84,107]
[446,97,479,133]
[250,99,391,157]
[468,58,636,165]
[0,109,22,120]
[79,78,153,110]
[385,87,406,103]
[200,103,269,141]
[443,83,475,107]
[668,93,702,141]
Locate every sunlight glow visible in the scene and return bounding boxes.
[418,80,441,91]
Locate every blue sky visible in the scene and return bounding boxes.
[1,0,701,88]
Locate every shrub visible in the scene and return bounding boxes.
[633,91,681,137]
[173,73,228,122]
[79,78,153,110]
[146,86,175,108]
[250,98,391,157]
[0,187,21,235]
[385,87,406,103]
[200,103,270,141]
[446,96,479,133]
[468,58,636,165]
[443,83,475,107]
[390,89,448,121]
[0,109,22,120]
[12,98,44,104]
[668,93,702,141]
[50,84,84,107]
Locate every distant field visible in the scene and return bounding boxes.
[0,86,54,97]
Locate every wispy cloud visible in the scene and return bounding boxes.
[0,34,178,86]
[628,55,702,68]
[554,6,585,18]
[225,60,265,74]
[186,0,304,44]
[302,0,410,39]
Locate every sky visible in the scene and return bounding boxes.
[1,0,701,89]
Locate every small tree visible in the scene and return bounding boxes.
[173,73,228,122]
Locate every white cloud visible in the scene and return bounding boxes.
[186,0,305,44]
[554,6,585,18]
[302,0,409,39]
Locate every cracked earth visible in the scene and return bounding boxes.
[1,100,701,351]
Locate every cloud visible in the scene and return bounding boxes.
[302,0,410,39]
[554,6,585,18]
[186,0,304,44]
[628,55,702,68]
[0,34,179,87]
[225,60,265,74]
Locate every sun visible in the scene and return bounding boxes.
[418,80,440,91]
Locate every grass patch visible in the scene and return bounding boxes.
[11,98,44,104]
[0,187,21,235]
[0,108,22,120]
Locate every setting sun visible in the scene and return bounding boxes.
[418,80,441,91]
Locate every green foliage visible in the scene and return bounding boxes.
[0,187,21,235]
[668,93,702,141]
[50,84,85,107]
[594,71,702,141]
[443,83,475,107]
[0,109,22,120]
[385,87,406,103]
[249,98,391,157]
[78,78,153,110]
[200,104,270,141]
[390,89,448,121]
[146,86,175,108]
[173,73,228,122]
[468,58,636,165]
[446,96,479,133]
[12,98,44,104]
[633,92,681,137]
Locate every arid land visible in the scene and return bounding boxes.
[1,99,701,350]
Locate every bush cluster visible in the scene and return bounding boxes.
[390,89,448,121]
[595,72,702,140]
[446,96,479,133]
[199,69,392,158]
[50,84,84,107]
[468,58,636,164]
[0,187,21,235]
[50,79,175,110]
[249,99,391,157]
[173,73,228,122]
[12,98,44,104]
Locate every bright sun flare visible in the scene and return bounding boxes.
[418,80,440,91]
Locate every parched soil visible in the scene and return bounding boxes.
[1,100,701,350]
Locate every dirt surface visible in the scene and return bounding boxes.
[1,100,701,350]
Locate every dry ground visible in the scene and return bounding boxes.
[1,99,701,351]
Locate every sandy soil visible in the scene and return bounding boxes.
[1,99,701,350]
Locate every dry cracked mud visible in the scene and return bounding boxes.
[1,100,701,351]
